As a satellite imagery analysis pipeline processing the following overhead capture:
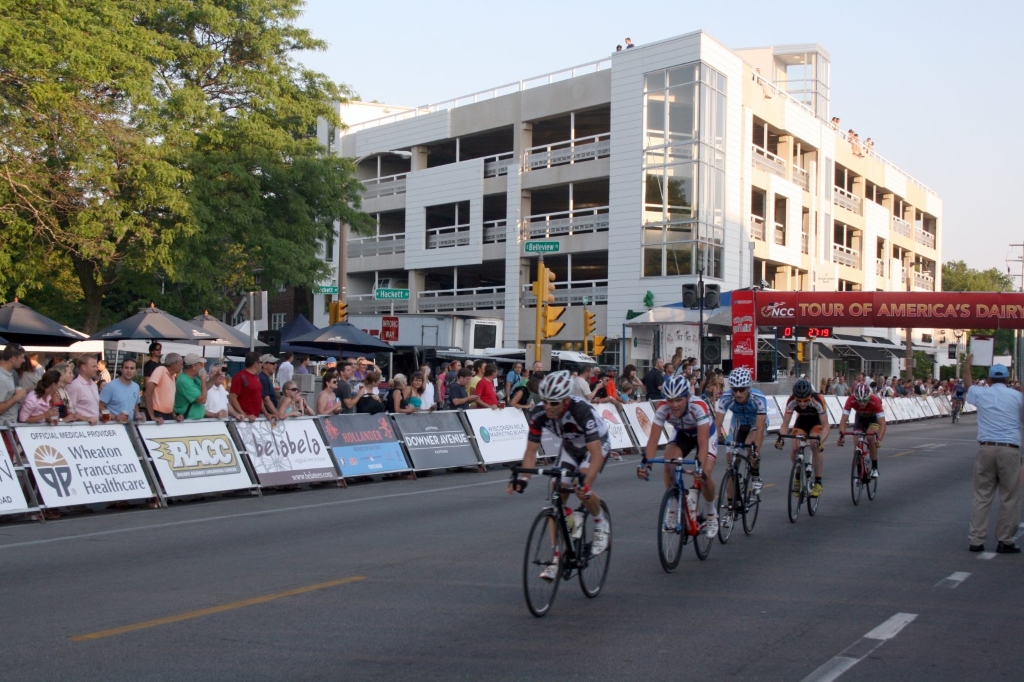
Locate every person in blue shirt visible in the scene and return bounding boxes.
[99,358,142,422]
[964,357,1023,554]
[715,367,768,492]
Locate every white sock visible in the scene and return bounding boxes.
[593,513,605,525]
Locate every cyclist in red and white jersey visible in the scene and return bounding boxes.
[837,383,886,478]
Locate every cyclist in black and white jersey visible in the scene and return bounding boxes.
[510,371,611,579]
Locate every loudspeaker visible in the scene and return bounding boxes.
[702,336,722,365]
[258,329,281,356]
[757,360,774,383]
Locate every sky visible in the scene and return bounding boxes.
[293,0,1023,278]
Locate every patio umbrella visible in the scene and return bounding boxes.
[278,314,328,357]
[190,312,266,348]
[287,321,395,355]
[88,304,220,342]
[0,299,88,346]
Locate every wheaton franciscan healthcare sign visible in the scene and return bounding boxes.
[16,424,153,506]
[754,292,1024,329]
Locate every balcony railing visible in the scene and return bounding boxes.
[524,206,609,239]
[418,286,506,313]
[426,224,470,249]
[833,186,862,215]
[793,166,810,191]
[362,173,407,199]
[522,279,609,306]
[892,215,912,238]
[773,222,786,246]
[349,233,406,258]
[348,294,410,315]
[832,243,860,268]
[525,134,610,171]
[483,152,515,178]
[876,258,885,277]
[750,215,765,241]
[750,144,787,179]
[914,272,935,291]
[483,219,507,244]
[915,228,936,249]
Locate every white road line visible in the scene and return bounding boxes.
[801,613,917,682]
[977,552,997,560]
[935,572,971,588]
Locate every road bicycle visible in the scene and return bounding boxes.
[639,456,713,572]
[512,466,612,618]
[716,441,761,542]
[841,430,877,505]
[778,434,821,523]
[950,398,963,424]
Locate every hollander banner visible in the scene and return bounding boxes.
[233,418,338,486]
[16,424,153,507]
[0,434,30,514]
[392,412,479,470]
[623,402,668,446]
[464,408,530,465]
[754,291,1024,329]
[321,414,409,477]
[138,421,254,497]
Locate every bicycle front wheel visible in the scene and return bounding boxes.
[522,510,564,617]
[851,451,864,506]
[866,461,878,500]
[657,486,685,572]
[806,463,819,516]
[694,507,714,560]
[717,469,736,544]
[788,459,803,523]
[578,500,612,598]
[742,464,759,535]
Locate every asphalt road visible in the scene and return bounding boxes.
[2,415,1022,681]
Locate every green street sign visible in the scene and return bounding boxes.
[375,288,410,300]
[525,241,560,254]
[314,285,338,295]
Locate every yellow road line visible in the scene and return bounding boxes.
[890,450,913,458]
[70,575,365,642]
[763,483,777,489]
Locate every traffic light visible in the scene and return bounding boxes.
[948,343,957,360]
[329,301,348,324]
[583,309,596,338]
[591,336,606,357]
[796,342,805,362]
[531,262,547,299]
[542,305,565,339]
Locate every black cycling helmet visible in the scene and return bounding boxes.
[792,378,813,399]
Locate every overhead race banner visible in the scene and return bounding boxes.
[0,434,30,514]
[595,405,634,450]
[321,414,409,477]
[754,291,1024,329]
[139,421,254,497]
[392,412,479,470]
[730,289,756,372]
[233,418,338,486]
[623,402,668,446]
[16,424,152,506]
[464,408,530,465]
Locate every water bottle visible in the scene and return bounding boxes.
[570,510,584,539]
[687,488,698,518]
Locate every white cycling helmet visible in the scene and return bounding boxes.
[853,383,872,402]
[728,367,753,389]
[539,370,573,401]
[662,375,691,399]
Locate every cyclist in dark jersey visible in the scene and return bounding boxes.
[837,382,886,478]
[776,378,830,497]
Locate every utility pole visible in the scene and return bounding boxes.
[1007,243,1024,385]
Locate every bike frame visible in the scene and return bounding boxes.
[513,466,587,568]
[645,457,704,536]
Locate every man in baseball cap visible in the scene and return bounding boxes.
[259,354,279,415]
[175,353,216,420]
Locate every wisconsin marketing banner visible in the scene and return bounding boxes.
[464,408,530,465]
[320,414,409,477]
[16,424,153,506]
[0,434,30,514]
[233,418,339,486]
[392,412,479,470]
[138,421,254,497]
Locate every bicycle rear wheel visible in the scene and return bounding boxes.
[787,459,802,523]
[578,500,612,598]
[806,462,819,516]
[866,460,878,500]
[522,510,564,617]
[717,469,736,544]
[851,451,864,506]
[741,464,759,535]
[657,486,685,572]
[693,494,713,560]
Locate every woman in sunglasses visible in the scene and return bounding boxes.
[278,380,314,418]
[316,372,343,415]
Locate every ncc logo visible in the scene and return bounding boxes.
[759,302,796,319]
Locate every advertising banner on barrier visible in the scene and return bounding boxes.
[629,327,654,362]
[0,433,29,514]
[730,289,756,373]
[768,397,787,431]
[138,421,253,497]
[823,395,844,426]
[233,418,338,486]
[321,414,409,477]
[595,405,634,450]
[393,412,479,470]
[881,398,898,423]
[464,408,530,465]
[16,424,152,506]
[623,402,668,446]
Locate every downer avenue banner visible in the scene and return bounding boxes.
[392,412,479,470]
[321,414,410,477]
[16,424,153,507]
[755,291,1024,329]
[138,421,254,497]
[233,418,339,486]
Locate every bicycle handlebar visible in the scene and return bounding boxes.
[512,466,583,480]
[777,434,820,441]
[644,457,699,466]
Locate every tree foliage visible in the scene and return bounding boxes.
[941,260,1016,356]
[0,0,371,331]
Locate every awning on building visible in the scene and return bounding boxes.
[834,345,895,362]
[760,339,794,358]
[813,344,837,360]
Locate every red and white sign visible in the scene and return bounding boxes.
[381,316,399,342]
[730,289,756,374]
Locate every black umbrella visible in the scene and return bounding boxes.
[88,304,220,342]
[190,312,266,348]
[278,314,328,357]
[287,321,394,354]
[0,299,87,346]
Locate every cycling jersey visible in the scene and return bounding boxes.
[654,397,718,458]
[784,392,827,418]
[952,386,966,400]
[527,397,609,464]
[842,394,885,420]
[717,389,768,428]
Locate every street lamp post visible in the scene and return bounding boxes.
[953,329,964,378]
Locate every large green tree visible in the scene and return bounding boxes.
[942,260,1016,356]
[0,0,371,332]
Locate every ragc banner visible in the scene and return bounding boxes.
[138,421,254,497]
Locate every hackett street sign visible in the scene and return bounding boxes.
[374,288,410,300]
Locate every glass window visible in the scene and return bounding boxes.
[668,65,697,87]
[644,171,665,217]
[643,226,663,244]
[645,72,665,92]
[646,91,666,138]
[665,163,696,218]
[665,243,694,276]
[667,85,696,143]
[643,246,663,277]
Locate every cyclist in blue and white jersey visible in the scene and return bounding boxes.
[715,367,768,493]
[952,379,967,410]
[638,375,719,537]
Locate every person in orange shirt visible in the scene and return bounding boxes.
[145,353,183,424]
